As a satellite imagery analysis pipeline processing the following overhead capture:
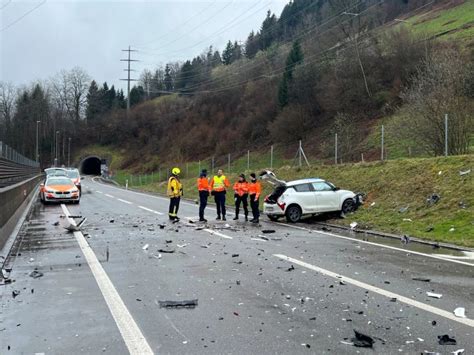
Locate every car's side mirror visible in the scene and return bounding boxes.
[40,183,44,188]
[333,186,340,191]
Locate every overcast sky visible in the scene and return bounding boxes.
[1,0,288,91]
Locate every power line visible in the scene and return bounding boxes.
[0,0,46,32]
[120,46,139,112]
[134,0,219,48]
[0,0,12,10]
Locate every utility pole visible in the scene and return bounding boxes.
[120,46,139,113]
[68,137,71,166]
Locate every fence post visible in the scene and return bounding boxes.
[125,179,128,190]
[444,113,448,157]
[335,133,338,165]
[159,168,161,182]
[270,145,273,169]
[381,125,384,161]
[198,160,201,175]
[361,153,364,163]
[227,153,231,174]
[247,150,250,171]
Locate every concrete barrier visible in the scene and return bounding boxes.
[0,175,43,250]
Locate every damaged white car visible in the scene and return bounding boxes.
[261,171,361,223]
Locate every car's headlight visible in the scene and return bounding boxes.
[46,190,54,193]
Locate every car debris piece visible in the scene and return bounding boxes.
[158,299,198,308]
[232,254,239,258]
[142,244,149,250]
[165,240,172,244]
[438,334,456,345]
[426,193,441,206]
[109,219,114,223]
[459,169,471,176]
[261,230,276,234]
[401,235,410,244]
[286,265,295,272]
[157,249,175,253]
[427,292,442,299]
[177,243,189,248]
[451,349,464,355]
[53,221,60,226]
[159,224,166,229]
[399,207,409,213]
[426,226,434,232]
[350,222,358,230]
[12,290,20,298]
[29,270,44,279]
[453,307,466,318]
[351,330,374,348]
[412,277,431,282]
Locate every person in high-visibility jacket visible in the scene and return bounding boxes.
[248,172,261,223]
[233,173,249,221]
[197,169,210,222]
[209,169,230,221]
[167,167,183,221]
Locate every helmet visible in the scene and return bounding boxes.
[172,167,181,175]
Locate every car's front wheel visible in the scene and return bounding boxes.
[341,198,355,214]
[285,205,302,223]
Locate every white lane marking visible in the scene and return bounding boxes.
[105,194,115,198]
[182,217,233,240]
[117,198,133,205]
[61,204,154,354]
[274,222,474,267]
[91,177,473,267]
[274,254,474,328]
[96,190,103,194]
[138,205,164,215]
[203,229,233,240]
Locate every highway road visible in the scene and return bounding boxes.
[1,176,473,354]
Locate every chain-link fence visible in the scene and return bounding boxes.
[0,141,40,168]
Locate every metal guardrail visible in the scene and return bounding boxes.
[0,142,40,188]
[0,141,39,168]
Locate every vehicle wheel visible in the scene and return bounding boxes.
[341,198,355,214]
[268,215,279,222]
[285,205,302,223]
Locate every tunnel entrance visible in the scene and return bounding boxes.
[79,156,102,175]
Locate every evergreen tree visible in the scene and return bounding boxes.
[278,40,304,108]
[164,64,173,91]
[85,80,101,122]
[130,85,145,106]
[260,10,278,50]
[222,41,234,65]
[212,50,222,66]
[232,41,242,62]
[245,30,259,59]
[278,75,289,108]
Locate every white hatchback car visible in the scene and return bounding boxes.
[262,172,360,223]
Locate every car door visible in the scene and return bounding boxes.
[292,183,318,213]
[312,181,339,212]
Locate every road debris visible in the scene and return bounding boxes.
[350,222,358,230]
[29,270,44,279]
[426,292,442,299]
[12,290,20,298]
[286,265,295,272]
[401,235,410,244]
[177,243,189,248]
[459,169,471,176]
[453,307,466,318]
[426,193,440,206]
[157,249,175,253]
[351,330,374,348]
[142,244,149,251]
[109,219,114,223]
[399,207,409,213]
[159,224,166,229]
[158,299,198,308]
[232,254,239,258]
[412,277,431,282]
[261,230,276,234]
[438,334,456,345]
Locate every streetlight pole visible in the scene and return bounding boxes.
[68,137,72,166]
[36,121,41,163]
[55,130,60,166]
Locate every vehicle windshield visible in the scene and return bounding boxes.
[47,178,73,186]
[66,170,79,178]
[45,168,67,176]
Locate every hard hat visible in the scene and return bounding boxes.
[172,167,181,175]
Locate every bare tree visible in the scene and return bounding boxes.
[0,82,16,142]
[139,69,153,99]
[401,47,473,155]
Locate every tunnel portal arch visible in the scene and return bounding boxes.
[79,156,102,175]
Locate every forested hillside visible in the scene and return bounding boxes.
[1,0,473,168]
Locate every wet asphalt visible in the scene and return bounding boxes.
[0,177,473,354]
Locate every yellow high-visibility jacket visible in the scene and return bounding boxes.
[167,176,183,198]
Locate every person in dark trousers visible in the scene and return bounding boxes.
[233,173,249,221]
[210,169,230,221]
[248,172,261,223]
[167,167,183,222]
[197,169,210,222]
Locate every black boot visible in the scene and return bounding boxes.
[233,215,239,220]
[222,216,227,221]
[245,215,248,221]
[216,215,221,220]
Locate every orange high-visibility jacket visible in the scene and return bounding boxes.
[248,181,261,199]
[197,177,210,191]
[210,175,230,192]
[233,181,249,196]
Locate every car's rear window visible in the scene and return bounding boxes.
[293,183,312,192]
[47,178,73,185]
[66,170,79,178]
